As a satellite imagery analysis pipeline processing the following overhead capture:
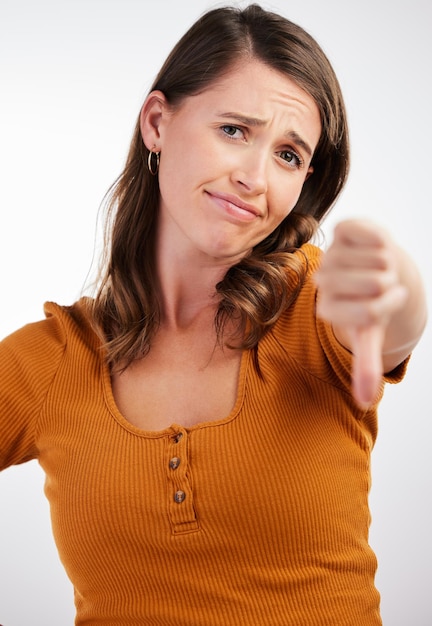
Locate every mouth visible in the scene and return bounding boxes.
[205,191,261,222]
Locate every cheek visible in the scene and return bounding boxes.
[270,180,305,222]
[159,134,211,190]
[157,150,193,200]
[157,151,210,219]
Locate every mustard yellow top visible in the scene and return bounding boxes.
[0,244,406,625]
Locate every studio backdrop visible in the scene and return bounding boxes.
[0,1,430,624]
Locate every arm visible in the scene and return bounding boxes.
[0,311,66,470]
[314,219,427,407]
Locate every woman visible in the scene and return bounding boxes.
[0,4,426,625]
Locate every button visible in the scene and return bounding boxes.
[169,457,181,470]
[174,490,186,504]
[173,432,183,443]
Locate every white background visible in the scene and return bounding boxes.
[0,0,430,624]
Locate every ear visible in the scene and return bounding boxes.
[139,90,169,152]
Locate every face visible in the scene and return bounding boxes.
[142,58,322,268]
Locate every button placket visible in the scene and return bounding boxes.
[165,428,199,534]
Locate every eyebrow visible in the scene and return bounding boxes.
[217,112,313,157]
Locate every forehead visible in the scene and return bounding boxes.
[177,58,321,147]
[211,58,306,91]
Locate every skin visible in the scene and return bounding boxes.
[315,219,427,407]
[141,58,321,326]
[112,58,426,428]
[113,58,322,429]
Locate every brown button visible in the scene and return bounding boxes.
[169,457,181,470]
[173,432,183,443]
[174,490,186,504]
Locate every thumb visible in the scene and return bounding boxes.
[351,325,385,408]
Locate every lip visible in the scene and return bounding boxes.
[206,191,261,222]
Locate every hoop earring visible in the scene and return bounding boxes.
[147,149,160,176]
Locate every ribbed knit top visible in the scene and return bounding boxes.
[0,244,406,625]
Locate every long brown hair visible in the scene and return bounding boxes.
[92,4,350,368]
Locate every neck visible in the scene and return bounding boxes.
[153,209,245,330]
[155,250,231,331]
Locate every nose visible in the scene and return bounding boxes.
[231,149,268,195]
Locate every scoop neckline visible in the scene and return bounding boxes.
[100,348,251,438]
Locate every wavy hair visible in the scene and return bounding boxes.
[92,3,350,368]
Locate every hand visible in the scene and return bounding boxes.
[314,219,408,407]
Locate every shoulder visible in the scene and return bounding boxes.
[0,298,97,468]
[265,242,354,391]
[263,242,333,362]
[283,242,323,320]
[1,297,99,369]
[43,297,99,349]
[292,241,323,275]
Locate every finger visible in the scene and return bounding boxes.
[351,325,384,408]
[333,219,388,248]
[317,284,408,329]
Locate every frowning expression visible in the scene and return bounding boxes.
[143,58,322,267]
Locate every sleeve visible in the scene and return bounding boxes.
[0,312,66,470]
[316,314,409,390]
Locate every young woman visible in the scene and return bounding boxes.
[0,4,427,624]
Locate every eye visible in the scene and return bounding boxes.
[220,125,244,139]
[279,149,304,169]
